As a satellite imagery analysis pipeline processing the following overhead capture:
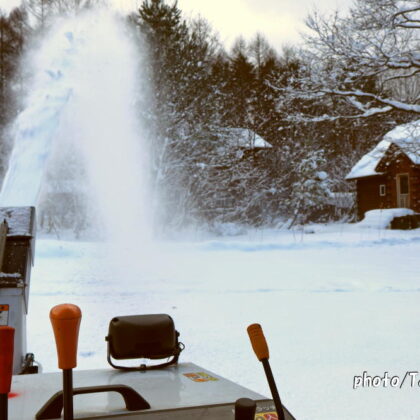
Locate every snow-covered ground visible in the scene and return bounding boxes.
[27,222,420,420]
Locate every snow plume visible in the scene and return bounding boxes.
[0,8,153,248]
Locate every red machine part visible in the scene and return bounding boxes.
[0,326,14,394]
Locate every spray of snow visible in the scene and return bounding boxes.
[0,9,152,252]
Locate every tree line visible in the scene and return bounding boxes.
[0,0,418,234]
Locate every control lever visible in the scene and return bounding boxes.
[41,304,150,420]
[235,398,256,420]
[50,304,82,420]
[247,323,285,420]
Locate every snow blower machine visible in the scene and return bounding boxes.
[0,207,296,420]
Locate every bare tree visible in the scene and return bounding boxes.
[247,32,276,78]
[188,15,222,60]
[23,0,102,27]
[278,0,420,121]
[231,36,247,57]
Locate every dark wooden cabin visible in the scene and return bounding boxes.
[346,121,420,220]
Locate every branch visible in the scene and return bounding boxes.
[393,5,420,28]
[382,68,420,83]
[322,89,420,113]
[285,106,393,122]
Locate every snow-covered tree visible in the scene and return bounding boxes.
[288,150,333,227]
[133,0,232,228]
[279,0,420,121]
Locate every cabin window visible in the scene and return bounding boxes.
[379,184,386,196]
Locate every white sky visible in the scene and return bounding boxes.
[1,0,353,49]
[177,0,353,49]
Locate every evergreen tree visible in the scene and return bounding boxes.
[249,36,280,145]
[136,0,187,137]
[0,8,27,126]
[225,38,255,128]
[208,51,231,127]
[134,0,227,228]
[136,1,221,138]
[0,7,29,176]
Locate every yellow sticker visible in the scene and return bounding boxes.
[183,372,218,382]
[255,413,278,420]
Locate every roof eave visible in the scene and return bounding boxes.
[345,172,386,181]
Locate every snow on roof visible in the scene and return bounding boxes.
[346,120,420,180]
[221,128,272,149]
[0,207,35,236]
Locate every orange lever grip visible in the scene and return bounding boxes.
[50,304,82,370]
[0,326,14,394]
[247,323,269,361]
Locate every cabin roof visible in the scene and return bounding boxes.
[346,120,420,180]
[219,128,272,149]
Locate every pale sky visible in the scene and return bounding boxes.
[177,0,353,49]
[1,0,353,49]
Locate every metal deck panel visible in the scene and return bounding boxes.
[9,363,289,419]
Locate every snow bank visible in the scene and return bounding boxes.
[358,208,415,229]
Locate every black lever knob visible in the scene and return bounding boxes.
[235,398,256,420]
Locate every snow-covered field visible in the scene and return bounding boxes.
[28,222,420,420]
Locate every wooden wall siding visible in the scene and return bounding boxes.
[356,175,387,219]
[380,151,420,213]
[412,167,420,213]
